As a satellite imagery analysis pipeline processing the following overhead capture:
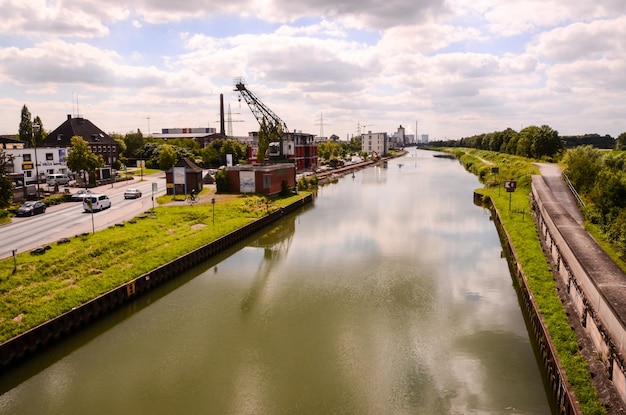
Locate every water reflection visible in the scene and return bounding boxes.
[0,149,550,415]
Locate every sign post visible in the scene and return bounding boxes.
[504,179,517,211]
[152,182,157,210]
[492,167,500,196]
[212,197,215,225]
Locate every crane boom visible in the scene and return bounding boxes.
[234,78,288,137]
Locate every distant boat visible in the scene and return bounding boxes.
[433,154,456,159]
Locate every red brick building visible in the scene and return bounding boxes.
[225,164,296,196]
[165,158,204,195]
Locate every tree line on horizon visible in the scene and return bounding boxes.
[429,125,626,157]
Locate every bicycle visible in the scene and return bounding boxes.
[186,192,197,204]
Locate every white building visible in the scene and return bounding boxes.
[420,134,429,144]
[361,131,388,157]
[5,147,71,185]
[389,125,406,148]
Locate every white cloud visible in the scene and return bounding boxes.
[0,0,625,139]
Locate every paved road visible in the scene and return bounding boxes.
[0,174,166,259]
[535,163,584,224]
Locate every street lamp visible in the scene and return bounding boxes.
[32,122,40,199]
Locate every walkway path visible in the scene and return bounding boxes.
[535,163,584,224]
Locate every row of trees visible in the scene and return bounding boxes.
[563,146,626,258]
[317,136,362,162]
[453,125,564,160]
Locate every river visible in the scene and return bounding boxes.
[0,149,550,414]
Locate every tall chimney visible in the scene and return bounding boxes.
[220,94,225,136]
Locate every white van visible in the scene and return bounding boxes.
[83,194,111,212]
[46,173,70,186]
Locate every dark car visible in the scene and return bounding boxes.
[71,189,93,202]
[16,201,46,217]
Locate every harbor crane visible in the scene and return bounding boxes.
[234,77,288,138]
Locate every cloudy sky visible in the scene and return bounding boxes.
[1,0,625,141]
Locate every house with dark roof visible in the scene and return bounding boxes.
[41,114,119,167]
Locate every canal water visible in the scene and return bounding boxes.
[0,149,551,414]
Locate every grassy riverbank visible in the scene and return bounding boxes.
[452,148,605,414]
[0,192,308,344]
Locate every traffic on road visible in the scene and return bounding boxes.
[0,175,165,259]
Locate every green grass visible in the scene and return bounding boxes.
[454,149,606,415]
[0,192,309,344]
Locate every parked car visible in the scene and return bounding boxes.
[83,194,111,212]
[46,173,70,186]
[16,201,46,217]
[70,189,93,202]
[124,188,142,199]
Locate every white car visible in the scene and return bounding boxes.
[83,194,111,212]
[124,188,142,199]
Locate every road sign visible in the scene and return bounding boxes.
[504,180,517,192]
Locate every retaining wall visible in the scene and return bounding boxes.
[0,194,313,369]
[531,175,626,404]
[476,191,582,415]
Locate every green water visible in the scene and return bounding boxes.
[0,149,550,414]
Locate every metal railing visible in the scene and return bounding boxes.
[562,172,585,209]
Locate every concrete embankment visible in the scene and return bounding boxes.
[0,194,313,370]
[475,191,582,415]
[532,175,626,409]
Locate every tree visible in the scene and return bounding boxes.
[19,105,32,143]
[562,145,602,194]
[503,130,519,154]
[200,139,247,167]
[32,115,45,143]
[257,120,270,163]
[158,144,178,170]
[617,132,626,151]
[110,133,127,169]
[589,169,626,221]
[220,139,247,164]
[0,149,14,208]
[348,136,362,152]
[317,140,348,161]
[516,134,532,158]
[123,129,144,159]
[531,125,563,159]
[66,136,104,187]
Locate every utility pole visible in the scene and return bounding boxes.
[32,121,41,199]
[315,111,329,138]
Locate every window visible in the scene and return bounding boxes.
[46,153,53,161]
[23,154,32,162]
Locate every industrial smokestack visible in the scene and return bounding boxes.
[220,94,226,136]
